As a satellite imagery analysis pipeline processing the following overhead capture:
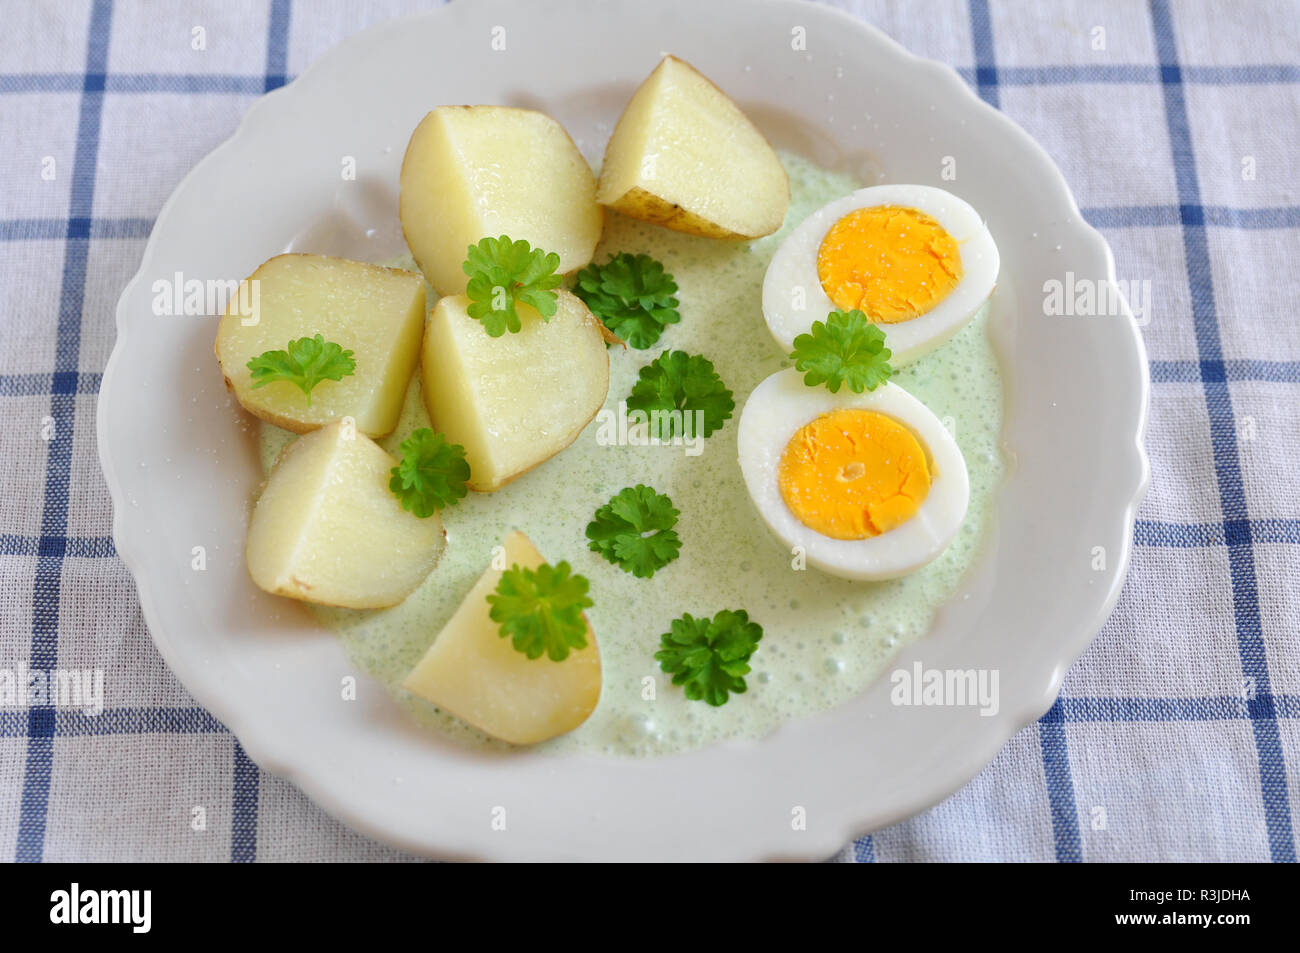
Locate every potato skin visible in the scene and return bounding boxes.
[602,186,764,240]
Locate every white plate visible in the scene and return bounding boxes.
[99,0,1148,861]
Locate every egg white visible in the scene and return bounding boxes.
[761,184,999,366]
[737,370,970,581]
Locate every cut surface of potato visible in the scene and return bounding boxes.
[402,530,601,745]
[216,254,425,437]
[420,289,609,491]
[596,55,789,239]
[400,106,602,296]
[246,420,444,609]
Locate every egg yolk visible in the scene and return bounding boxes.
[816,206,963,323]
[778,408,931,540]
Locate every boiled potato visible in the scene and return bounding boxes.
[402,530,601,745]
[246,420,444,608]
[420,289,609,491]
[596,55,789,239]
[216,254,425,437]
[400,106,603,296]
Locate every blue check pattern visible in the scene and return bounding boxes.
[1,0,1296,862]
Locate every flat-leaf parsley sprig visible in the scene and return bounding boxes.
[246,334,355,404]
[388,428,470,518]
[655,609,763,707]
[487,561,594,661]
[790,308,893,394]
[463,235,564,337]
[625,350,735,441]
[573,253,681,349]
[586,485,681,578]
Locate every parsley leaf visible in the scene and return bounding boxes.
[388,428,470,518]
[573,253,681,349]
[463,235,564,337]
[586,485,681,578]
[654,609,763,707]
[487,561,594,661]
[790,308,894,394]
[246,334,355,405]
[625,350,734,440]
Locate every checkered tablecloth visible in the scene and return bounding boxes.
[2,0,1297,862]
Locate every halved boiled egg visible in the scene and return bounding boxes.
[737,369,969,581]
[762,185,998,365]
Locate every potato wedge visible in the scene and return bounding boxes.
[400,105,602,296]
[215,254,425,437]
[596,55,789,239]
[402,530,601,745]
[246,421,444,608]
[420,289,609,492]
